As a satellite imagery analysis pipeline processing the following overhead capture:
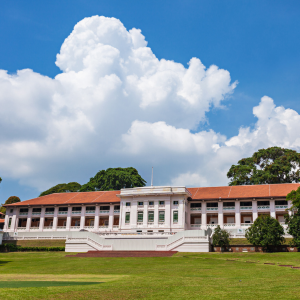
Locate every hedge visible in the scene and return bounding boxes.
[0,243,65,252]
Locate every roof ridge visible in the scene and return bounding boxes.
[91,192,106,203]
[63,192,81,204]
[227,186,232,198]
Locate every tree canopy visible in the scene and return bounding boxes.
[80,167,146,192]
[39,182,82,197]
[0,196,21,214]
[227,147,300,186]
[245,215,285,249]
[212,225,231,249]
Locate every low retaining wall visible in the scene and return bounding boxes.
[213,245,299,252]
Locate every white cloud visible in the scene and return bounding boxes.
[1,15,299,193]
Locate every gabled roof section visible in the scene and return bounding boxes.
[5,191,120,207]
[188,183,300,200]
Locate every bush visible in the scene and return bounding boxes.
[245,215,285,250]
[0,244,65,252]
[212,225,231,250]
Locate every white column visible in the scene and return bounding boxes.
[201,202,207,229]
[94,205,100,231]
[39,207,45,231]
[143,201,148,227]
[154,201,159,227]
[108,205,114,230]
[235,201,241,228]
[288,200,292,216]
[131,201,138,228]
[66,206,72,230]
[218,202,223,228]
[10,209,17,231]
[252,200,258,222]
[4,214,9,230]
[80,206,86,229]
[165,200,171,229]
[26,208,32,231]
[270,199,276,218]
[53,207,58,230]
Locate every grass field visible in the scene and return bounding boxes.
[1,251,300,299]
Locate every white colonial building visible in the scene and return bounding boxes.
[2,183,296,252]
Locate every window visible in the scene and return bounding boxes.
[59,207,68,212]
[159,211,165,223]
[137,230,142,233]
[32,208,41,213]
[159,201,165,205]
[114,205,120,210]
[191,203,201,208]
[148,211,154,222]
[240,202,252,207]
[10,209,13,213]
[45,207,54,212]
[258,201,270,206]
[138,202,143,206]
[207,203,218,207]
[173,211,178,223]
[126,202,131,207]
[86,206,95,211]
[223,202,235,207]
[125,212,130,223]
[275,200,288,205]
[72,207,82,212]
[137,212,143,222]
[173,201,179,205]
[100,206,110,210]
[8,218,12,228]
[20,208,28,213]
[149,201,154,206]
[147,230,153,233]
[158,230,164,232]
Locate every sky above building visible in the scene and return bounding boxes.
[1,0,300,203]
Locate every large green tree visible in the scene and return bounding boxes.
[0,196,21,214]
[39,182,82,197]
[245,215,285,250]
[80,167,146,191]
[227,147,300,186]
[284,186,300,247]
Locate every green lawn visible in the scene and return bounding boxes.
[1,252,300,299]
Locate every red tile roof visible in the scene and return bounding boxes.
[5,191,120,207]
[0,219,4,223]
[188,183,300,200]
[4,183,300,207]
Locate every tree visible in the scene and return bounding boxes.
[284,186,300,247]
[212,225,231,250]
[39,182,81,197]
[0,196,21,214]
[227,147,300,186]
[80,167,146,191]
[245,215,285,250]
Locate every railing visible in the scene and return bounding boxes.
[190,208,201,211]
[207,224,217,227]
[241,223,252,227]
[84,226,94,229]
[32,212,41,215]
[113,225,119,229]
[224,223,235,227]
[17,227,26,230]
[43,226,53,229]
[159,222,165,225]
[57,226,66,229]
[159,205,165,208]
[100,210,109,214]
[137,222,143,225]
[240,206,252,210]
[223,207,235,210]
[86,210,95,214]
[148,205,154,208]
[45,211,54,215]
[19,212,28,216]
[207,207,218,211]
[30,227,39,230]
[275,205,288,209]
[99,225,108,228]
[70,226,80,229]
[257,206,270,210]
[148,222,154,225]
[72,211,81,214]
[173,221,178,224]
[58,211,68,215]
[191,224,201,228]
[114,210,120,213]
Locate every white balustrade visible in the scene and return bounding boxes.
[43,226,53,229]
[72,211,81,214]
[275,205,288,209]
[17,227,26,230]
[45,212,54,215]
[113,225,119,228]
[84,226,94,229]
[159,205,165,208]
[58,211,68,215]
[70,226,80,229]
[223,207,235,210]
[207,224,217,227]
[147,222,154,225]
[190,208,201,211]
[30,227,39,230]
[224,223,235,227]
[207,207,218,211]
[100,210,109,214]
[32,212,41,215]
[241,223,252,227]
[19,212,28,216]
[114,210,120,213]
[99,225,108,228]
[137,222,143,225]
[57,226,66,229]
[240,206,252,210]
[86,210,95,214]
[257,206,270,210]
[191,224,201,228]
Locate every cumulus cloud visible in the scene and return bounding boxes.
[0,15,298,193]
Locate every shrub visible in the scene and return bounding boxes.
[212,225,231,250]
[0,244,65,252]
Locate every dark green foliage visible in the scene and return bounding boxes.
[212,225,231,248]
[0,244,65,252]
[285,187,300,247]
[80,167,146,191]
[245,215,285,249]
[0,196,21,214]
[227,147,300,186]
[39,182,82,197]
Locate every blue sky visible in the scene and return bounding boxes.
[1,0,300,204]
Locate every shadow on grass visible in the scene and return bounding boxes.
[0,261,11,266]
[0,281,102,288]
